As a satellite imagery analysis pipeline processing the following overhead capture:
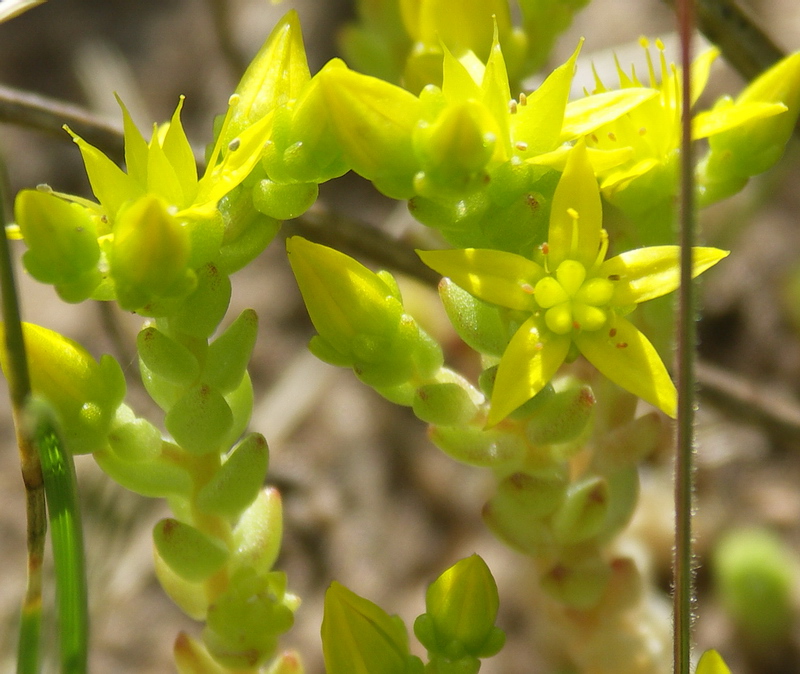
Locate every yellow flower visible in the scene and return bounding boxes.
[419,142,728,425]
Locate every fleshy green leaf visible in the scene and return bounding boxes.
[489,315,571,426]
[153,518,229,582]
[600,246,729,305]
[418,248,543,311]
[574,315,676,417]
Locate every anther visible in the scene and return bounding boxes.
[607,274,620,281]
[638,127,647,136]
[609,328,617,337]
[509,99,518,114]
[590,133,599,144]
[573,321,581,331]
[228,138,241,152]
[607,132,617,141]
[515,141,528,151]
[616,342,628,349]
[521,283,534,294]
[519,92,528,106]
[541,242,550,255]
[228,93,240,106]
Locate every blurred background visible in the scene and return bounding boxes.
[1,1,800,672]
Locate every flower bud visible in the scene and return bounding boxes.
[322,582,423,674]
[413,101,496,188]
[286,237,405,358]
[415,554,505,660]
[15,189,102,302]
[197,433,269,519]
[218,10,310,146]
[707,52,800,180]
[713,527,796,647]
[110,195,196,311]
[0,322,125,454]
[316,64,421,198]
[270,59,350,183]
[696,650,732,674]
[153,518,229,582]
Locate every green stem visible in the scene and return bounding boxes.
[0,151,46,674]
[675,2,695,673]
[27,400,89,673]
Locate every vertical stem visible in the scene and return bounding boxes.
[0,160,46,673]
[674,1,695,674]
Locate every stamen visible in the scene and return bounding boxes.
[509,99,518,114]
[643,38,657,88]
[519,92,528,106]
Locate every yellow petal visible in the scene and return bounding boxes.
[488,316,571,426]
[574,316,676,417]
[600,246,729,305]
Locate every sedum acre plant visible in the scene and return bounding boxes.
[2,1,800,673]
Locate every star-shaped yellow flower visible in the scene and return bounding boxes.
[419,142,728,426]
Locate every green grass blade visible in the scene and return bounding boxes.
[26,399,89,673]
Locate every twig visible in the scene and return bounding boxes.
[696,360,800,441]
[287,206,442,286]
[662,0,786,80]
[207,0,249,79]
[0,83,124,164]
